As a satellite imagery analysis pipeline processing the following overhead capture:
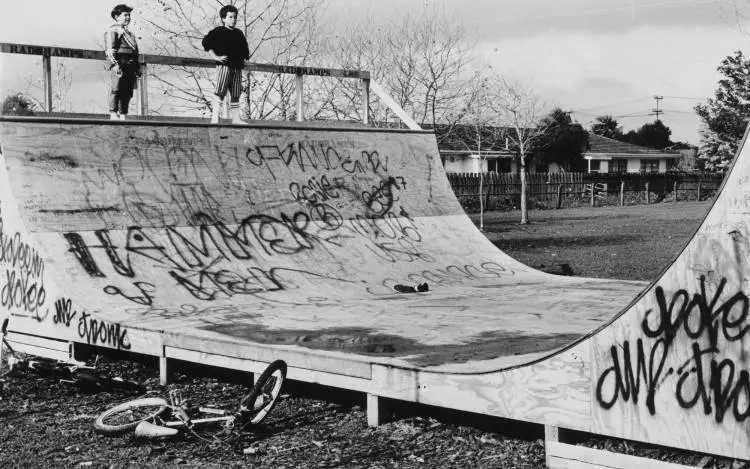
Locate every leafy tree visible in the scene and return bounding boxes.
[622,120,673,149]
[535,108,588,171]
[590,114,622,139]
[695,50,750,171]
[1,94,37,116]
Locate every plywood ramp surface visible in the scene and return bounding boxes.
[1,117,748,460]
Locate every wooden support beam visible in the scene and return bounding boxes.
[42,53,52,112]
[545,425,560,468]
[367,393,388,427]
[138,63,148,116]
[369,79,421,130]
[362,78,370,125]
[546,441,699,469]
[0,42,370,79]
[295,74,304,122]
[159,347,172,385]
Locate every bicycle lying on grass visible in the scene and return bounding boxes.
[94,359,287,440]
[0,318,143,393]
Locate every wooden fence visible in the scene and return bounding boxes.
[447,172,726,211]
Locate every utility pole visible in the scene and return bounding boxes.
[651,95,663,121]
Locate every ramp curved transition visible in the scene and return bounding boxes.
[1,117,748,460]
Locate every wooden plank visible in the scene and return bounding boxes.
[362,78,370,125]
[367,393,387,427]
[0,42,369,79]
[0,42,104,60]
[42,53,52,112]
[295,74,304,122]
[6,339,70,362]
[7,332,70,353]
[547,441,699,469]
[165,346,372,392]
[545,425,561,468]
[369,79,421,130]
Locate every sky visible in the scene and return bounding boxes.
[1,0,748,144]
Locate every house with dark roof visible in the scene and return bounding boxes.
[584,133,681,173]
[428,124,550,173]
[429,125,682,174]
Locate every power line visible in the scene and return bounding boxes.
[571,96,652,113]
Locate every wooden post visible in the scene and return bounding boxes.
[159,346,172,385]
[645,181,650,205]
[42,53,53,112]
[367,393,388,427]
[556,184,563,209]
[590,184,595,207]
[295,73,304,122]
[138,63,148,116]
[697,181,702,201]
[362,78,370,125]
[673,180,678,203]
[619,181,625,206]
[545,425,560,468]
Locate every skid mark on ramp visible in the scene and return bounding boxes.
[200,323,582,366]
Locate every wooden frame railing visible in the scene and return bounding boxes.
[0,42,421,129]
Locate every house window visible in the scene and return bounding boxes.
[496,159,511,173]
[535,162,549,173]
[589,160,601,173]
[487,159,498,173]
[640,160,659,173]
[666,158,678,171]
[610,159,627,173]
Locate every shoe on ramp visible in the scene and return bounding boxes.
[1,116,748,463]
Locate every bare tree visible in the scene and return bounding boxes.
[318,7,473,128]
[493,78,550,224]
[720,1,750,34]
[140,0,321,118]
[450,70,507,230]
[20,61,73,112]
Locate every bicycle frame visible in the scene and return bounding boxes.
[134,390,240,438]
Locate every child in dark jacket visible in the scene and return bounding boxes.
[202,5,250,124]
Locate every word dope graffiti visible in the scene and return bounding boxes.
[0,204,47,317]
[596,276,750,423]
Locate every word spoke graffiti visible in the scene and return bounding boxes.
[596,275,750,424]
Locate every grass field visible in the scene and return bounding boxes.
[471,200,712,281]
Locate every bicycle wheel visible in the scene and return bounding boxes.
[94,397,169,436]
[239,360,287,426]
[0,319,14,378]
[0,339,10,379]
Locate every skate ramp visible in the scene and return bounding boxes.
[2,116,749,461]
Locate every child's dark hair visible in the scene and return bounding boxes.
[220,5,238,19]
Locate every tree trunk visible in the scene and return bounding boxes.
[520,158,528,224]
[479,169,484,231]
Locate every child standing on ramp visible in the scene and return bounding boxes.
[105,4,141,120]
[202,5,250,124]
